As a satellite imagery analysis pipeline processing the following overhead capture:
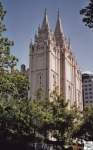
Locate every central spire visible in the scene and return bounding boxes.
[55,9,64,36]
[41,8,50,31]
[54,9,64,47]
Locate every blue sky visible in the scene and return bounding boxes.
[2,0,93,72]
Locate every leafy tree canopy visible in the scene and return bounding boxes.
[0,2,28,100]
[73,106,93,141]
[0,2,18,73]
[0,71,29,100]
[80,0,93,29]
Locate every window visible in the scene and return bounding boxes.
[89,92,92,94]
[69,85,70,89]
[40,75,41,86]
[89,88,92,90]
[89,80,91,82]
[37,72,43,89]
[32,46,34,52]
[85,96,88,99]
[85,88,87,91]
[53,74,56,87]
[85,101,88,103]
[85,92,88,95]
[90,96,92,99]
[84,85,87,87]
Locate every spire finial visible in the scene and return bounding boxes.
[41,8,50,31]
[44,8,47,16]
[58,8,60,19]
[54,9,65,46]
[55,9,64,35]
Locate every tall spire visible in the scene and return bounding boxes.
[58,8,60,19]
[54,9,64,47]
[55,9,64,36]
[41,8,50,31]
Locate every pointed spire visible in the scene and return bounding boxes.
[55,9,64,35]
[54,9,65,47]
[41,8,50,31]
[58,8,60,19]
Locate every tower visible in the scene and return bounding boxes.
[29,9,60,99]
[29,9,83,110]
[54,10,66,97]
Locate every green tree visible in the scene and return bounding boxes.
[0,73,15,99]
[0,71,29,100]
[0,2,18,73]
[50,92,75,147]
[33,90,76,148]
[0,91,81,149]
[80,0,93,29]
[73,107,93,141]
[0,99,34,142]
[0,2,28,101]
[11,72,29,100]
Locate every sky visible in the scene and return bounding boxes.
[2,0,93,72]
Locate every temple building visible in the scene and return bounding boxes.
[29,9,83,110]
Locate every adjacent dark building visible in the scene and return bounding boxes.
[82,72,93,107]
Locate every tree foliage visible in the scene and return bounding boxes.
[0,2,18,73]
[80,0,93,29]
[73,107,93,141]
[29,90,78,149]
[0,91,78,149]
[0,2,28,100]
[0,71,29,100]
